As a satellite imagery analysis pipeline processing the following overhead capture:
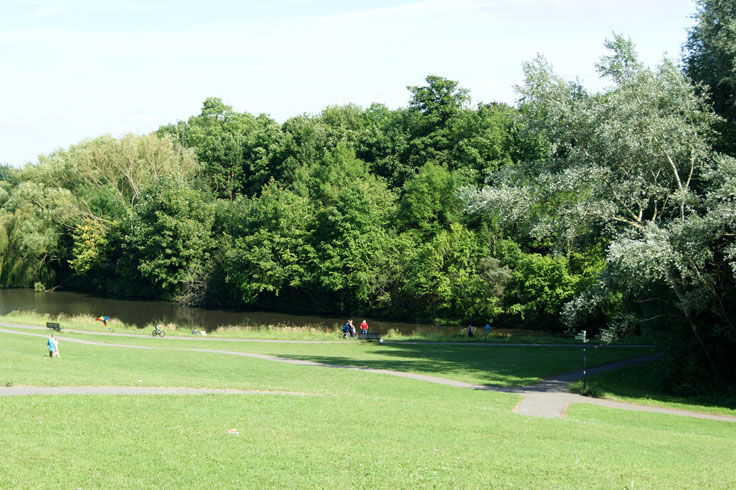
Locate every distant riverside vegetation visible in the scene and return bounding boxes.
[1,5,735,396]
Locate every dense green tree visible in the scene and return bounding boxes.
[319,104,368,150]
[272,114,330,189]
[496,240,578,330]
[355,103,412,189]
[183,97,252,199]
[403,223,501,322]
[404,75,471,171]
[126,178,215,301]
[462,35,736,389]
[684,0,736,153]
[304,144,399,312]
[38,133,198,223]
[0,182,72,288]
[221,182,313,306]
[398,162,462,236]
[408,75,471,130]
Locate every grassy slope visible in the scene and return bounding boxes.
[2,330,735,488]
[0,326,654,387]
[0,311,648,344]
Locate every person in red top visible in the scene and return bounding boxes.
[360,319,368,337]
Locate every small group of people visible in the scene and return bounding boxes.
[342,320,356,338]
[342,319,369,338]
[467,323,492,337]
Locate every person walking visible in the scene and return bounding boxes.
[467,324,473,337]
[360,320,368,338]
[485,323,491,337]
[48,334,60,358]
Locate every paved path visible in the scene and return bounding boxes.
[2,324,734,423]
[0,386,319,396]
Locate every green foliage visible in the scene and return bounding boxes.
[222,183,312,304]
[398,162,461,236]
[355,103,413,188]
[404,224,502,322]
[68,219,110,275]
[0,181,71,287]
[408,74,470,127]
[41,132,198,220]
[498,240,578,330]
[304,145,398,312]
[128,178,215,300]
[684,0,736,153]
[569,380,604,398]
[462,35,736,390]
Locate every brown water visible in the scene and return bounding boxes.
[0,289,455,336]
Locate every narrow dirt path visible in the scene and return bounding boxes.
[2,325,734,422]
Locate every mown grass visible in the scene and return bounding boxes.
[0,324,654,387]
[0,311,652,344]
[1,330,735,489]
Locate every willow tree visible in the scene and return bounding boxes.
[461,35,736,389]
[30,133,200,291]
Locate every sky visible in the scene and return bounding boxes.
[1,0,699,167]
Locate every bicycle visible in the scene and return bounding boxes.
[152,325,165,337]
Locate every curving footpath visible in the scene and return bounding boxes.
[2,324,734,423]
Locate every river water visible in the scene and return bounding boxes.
[0,289,450,335]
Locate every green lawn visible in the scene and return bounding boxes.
[2,328,735,489]
[0,310,651,344]
[1,325,654,387]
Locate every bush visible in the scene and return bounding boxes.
[569,380,604,398]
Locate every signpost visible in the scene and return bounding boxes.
[575,330,588,389]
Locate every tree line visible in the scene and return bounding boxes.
[1,0,734,394]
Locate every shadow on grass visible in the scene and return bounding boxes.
[590,361,736,412]
[276,343,656,388]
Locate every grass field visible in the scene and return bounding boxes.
[0,310,652,344]
[2,325,735,488]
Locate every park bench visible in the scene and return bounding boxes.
[360,332,383,343]
[46,322,62,332]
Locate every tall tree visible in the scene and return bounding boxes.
[684,0,736,153]
[304,144,398,312]
[127,178,215,301]
[221,182,313,306]
[462,35,736,389]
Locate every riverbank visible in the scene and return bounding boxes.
[0,310,651,345]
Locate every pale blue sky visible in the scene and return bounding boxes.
[1,0,697,167]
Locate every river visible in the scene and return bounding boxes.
[0,289,451,336]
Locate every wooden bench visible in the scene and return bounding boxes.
[46,322,62,332]
[360,332,383,342]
